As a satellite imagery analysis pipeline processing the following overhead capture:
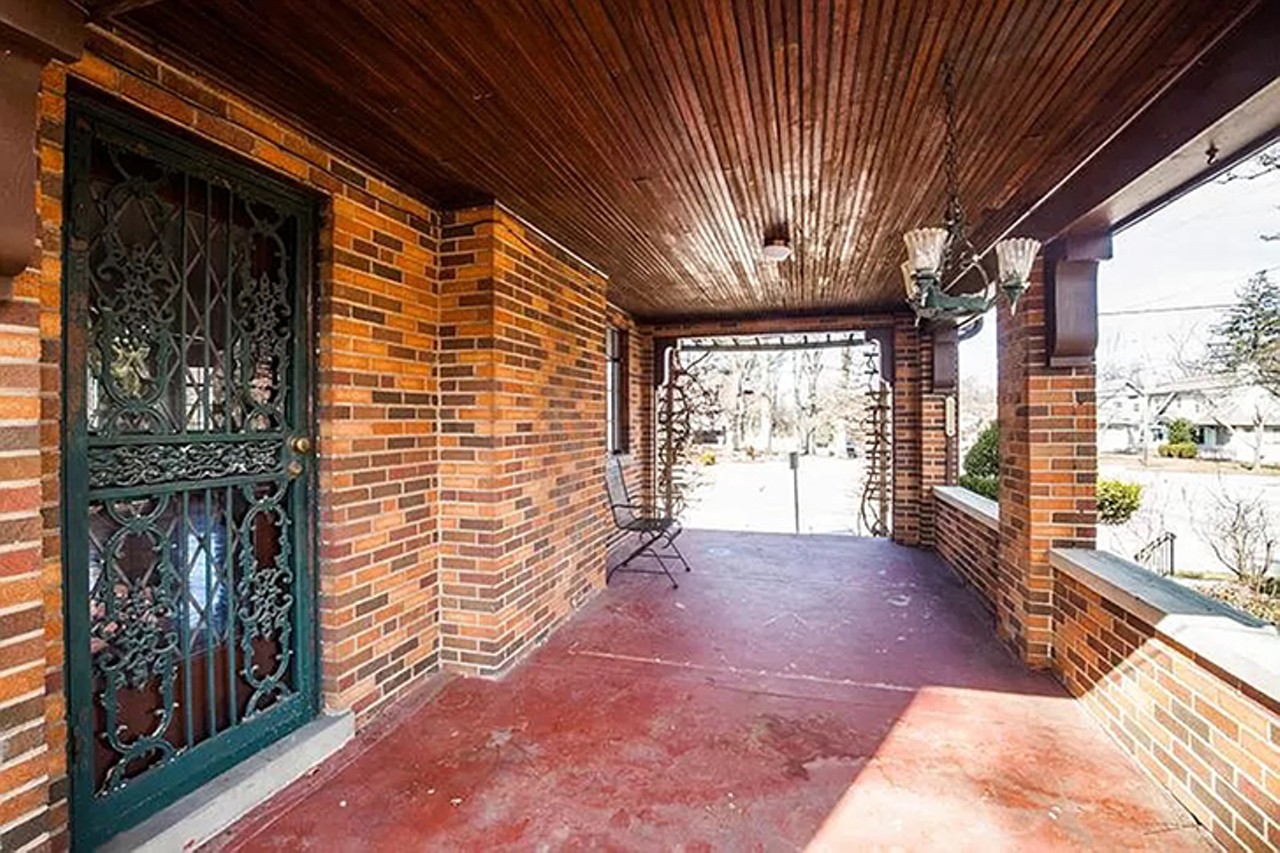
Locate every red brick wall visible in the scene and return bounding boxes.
[437,205,609,676]
[1,126,53,853]
[997,263,1097,665]
[1053,572,1280,851]
[892,319,954,547]
[22,31,446,847]
[934,489,1001,609]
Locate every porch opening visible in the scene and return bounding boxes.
[656,332,891,536]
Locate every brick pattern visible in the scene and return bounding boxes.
[934,494,1001,609]
[996,263,1097,665]
[317,195,441,722]
[20,31,447,847]
[891,321,923,545]
[892,320,954,547]
[436,205,609,676]
[1054,572,1280,852]
[0,127,54,852]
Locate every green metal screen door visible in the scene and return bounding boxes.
[62,96,318,846]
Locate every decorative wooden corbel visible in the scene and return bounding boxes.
[1046,233,1110,367]
[864,327,895,386]
[0,0,85,297]
[929,323,958,393]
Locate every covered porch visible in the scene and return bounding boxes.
[210,530,1204,850]
[0,0,1277,850]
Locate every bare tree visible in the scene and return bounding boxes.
[761,350,787,453]
[1197,486,1277,592]
[792,349,825,454]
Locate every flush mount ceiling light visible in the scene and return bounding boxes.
[762,237,792,262]
[902,60,1041,323]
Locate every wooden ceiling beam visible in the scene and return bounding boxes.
[1009,0,1280,244]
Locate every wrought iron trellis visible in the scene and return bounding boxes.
[63,96,318,847]
[655,345,714,519]
[859,346,892,537]
[659,333,891,536]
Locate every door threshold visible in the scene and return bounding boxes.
[97,711,354,853]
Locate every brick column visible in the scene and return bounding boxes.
[893,318,955,547]
[996,261,1097,666]
[0,7,83,847]
[437,205,609,676]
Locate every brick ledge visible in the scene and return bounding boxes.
[1050,548,1280,708]
[934,485,999,531]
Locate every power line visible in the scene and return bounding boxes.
[1099,303,1233,317]
[1101,264,1280,314]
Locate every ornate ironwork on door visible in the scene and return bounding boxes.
[62,96,317,846]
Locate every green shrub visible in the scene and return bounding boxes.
[1166,418,1195,446]
[1097,479,1142,525]
[958,422,999,500]
[963,422,999,479]
[958,473,998,500]
[1157,441,1198,459]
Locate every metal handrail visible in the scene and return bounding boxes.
[1134,531,1177,577]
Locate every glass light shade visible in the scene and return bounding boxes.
[901,261,918,299]
[762,239,792,262]
[903,227,949,274]
[995,237,1040,283]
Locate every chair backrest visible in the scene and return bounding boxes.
[604,455,638,527]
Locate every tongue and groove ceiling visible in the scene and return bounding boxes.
[97,0,1253,319]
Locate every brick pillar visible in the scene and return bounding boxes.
[996,261,1097,666]
[437,205,609,676]
[893,318,955,547]
[0,8,84,847]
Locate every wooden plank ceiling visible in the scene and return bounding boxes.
[98,0,1253,319]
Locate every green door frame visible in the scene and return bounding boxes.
[61,91,321,849]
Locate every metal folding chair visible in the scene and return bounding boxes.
[604,455,692,589]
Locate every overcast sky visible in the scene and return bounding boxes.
[961,144,1280,388]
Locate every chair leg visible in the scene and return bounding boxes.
[608,530,679,589]
[667,537,692,573]
[652,552,679,589]
[662,528,692,573]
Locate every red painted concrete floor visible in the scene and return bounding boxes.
[210,531,1210,851]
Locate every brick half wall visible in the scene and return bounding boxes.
[934,487,1001,609]
[1051,550,1280,852]
[933,488,1280,850]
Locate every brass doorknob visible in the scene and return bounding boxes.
[286,460,304,479]
[292,436,312,454]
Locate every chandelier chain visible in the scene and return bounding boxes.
[941,59,967,262]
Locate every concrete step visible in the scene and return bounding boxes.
[99,711,354,853]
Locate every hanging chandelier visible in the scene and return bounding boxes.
[902,61,1041,324]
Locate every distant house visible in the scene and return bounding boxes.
[1098,375,1280,465]
[1098,380,1150,454]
